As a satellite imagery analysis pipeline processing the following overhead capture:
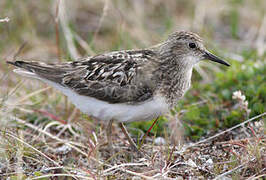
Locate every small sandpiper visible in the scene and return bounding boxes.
[7,31,230,152]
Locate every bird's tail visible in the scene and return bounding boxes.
[7,61,41,79]
[6,60,67,83]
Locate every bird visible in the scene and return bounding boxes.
[7,31,230,152]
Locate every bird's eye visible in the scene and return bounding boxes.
[189,42,196,49]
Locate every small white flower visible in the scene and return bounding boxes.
[243,101,248,107]
[232,90,250,116]
[240,95,246,101]
[232,90,242,100]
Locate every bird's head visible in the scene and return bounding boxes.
[158,31,230,68]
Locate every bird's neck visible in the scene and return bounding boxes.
[158,65,193,108]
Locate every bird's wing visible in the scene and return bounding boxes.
[8,49,160,104]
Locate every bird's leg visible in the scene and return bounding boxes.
[118,122,139,152]
[106,119,114,150]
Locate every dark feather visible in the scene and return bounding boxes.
[7,50,160,104]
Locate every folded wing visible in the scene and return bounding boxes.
[7,50,159,104]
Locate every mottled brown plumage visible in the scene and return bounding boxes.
[8,49,159,104]
[7,31,230,152]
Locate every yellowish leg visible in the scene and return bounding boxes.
[106,119,114,150]
[118,122,139,152]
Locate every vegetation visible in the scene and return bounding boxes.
[0,0,265,179]
[133,57,265,140]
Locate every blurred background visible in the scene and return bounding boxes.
[0,0,265,178]
[1,0,265,59]
[1,0,265,140]
[1,0,265,139]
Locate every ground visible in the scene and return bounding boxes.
[0,0,265,179]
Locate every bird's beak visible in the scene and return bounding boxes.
[203,51,230,66]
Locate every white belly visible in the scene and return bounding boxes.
[45,80,169,123]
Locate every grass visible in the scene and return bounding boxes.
[0,0,265,179]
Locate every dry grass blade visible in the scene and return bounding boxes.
[91,0,110,44]
[249,173,266,180]
[73,33,95,55]
[185,112,266,150]
[4,131,60,167]
[6,80,25,98]
[67,107,79,122]
[103,163,147,174]
[54,0,61,60]
[104,167,155,180]
[10,87,51,106]
[31,174,94,180]
[214,158,256,180]
[12,42,28,60]
[7,115,106,166]
[194,65,211,82]
[58,0,79,59]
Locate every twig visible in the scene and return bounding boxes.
[184,112,266,150]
